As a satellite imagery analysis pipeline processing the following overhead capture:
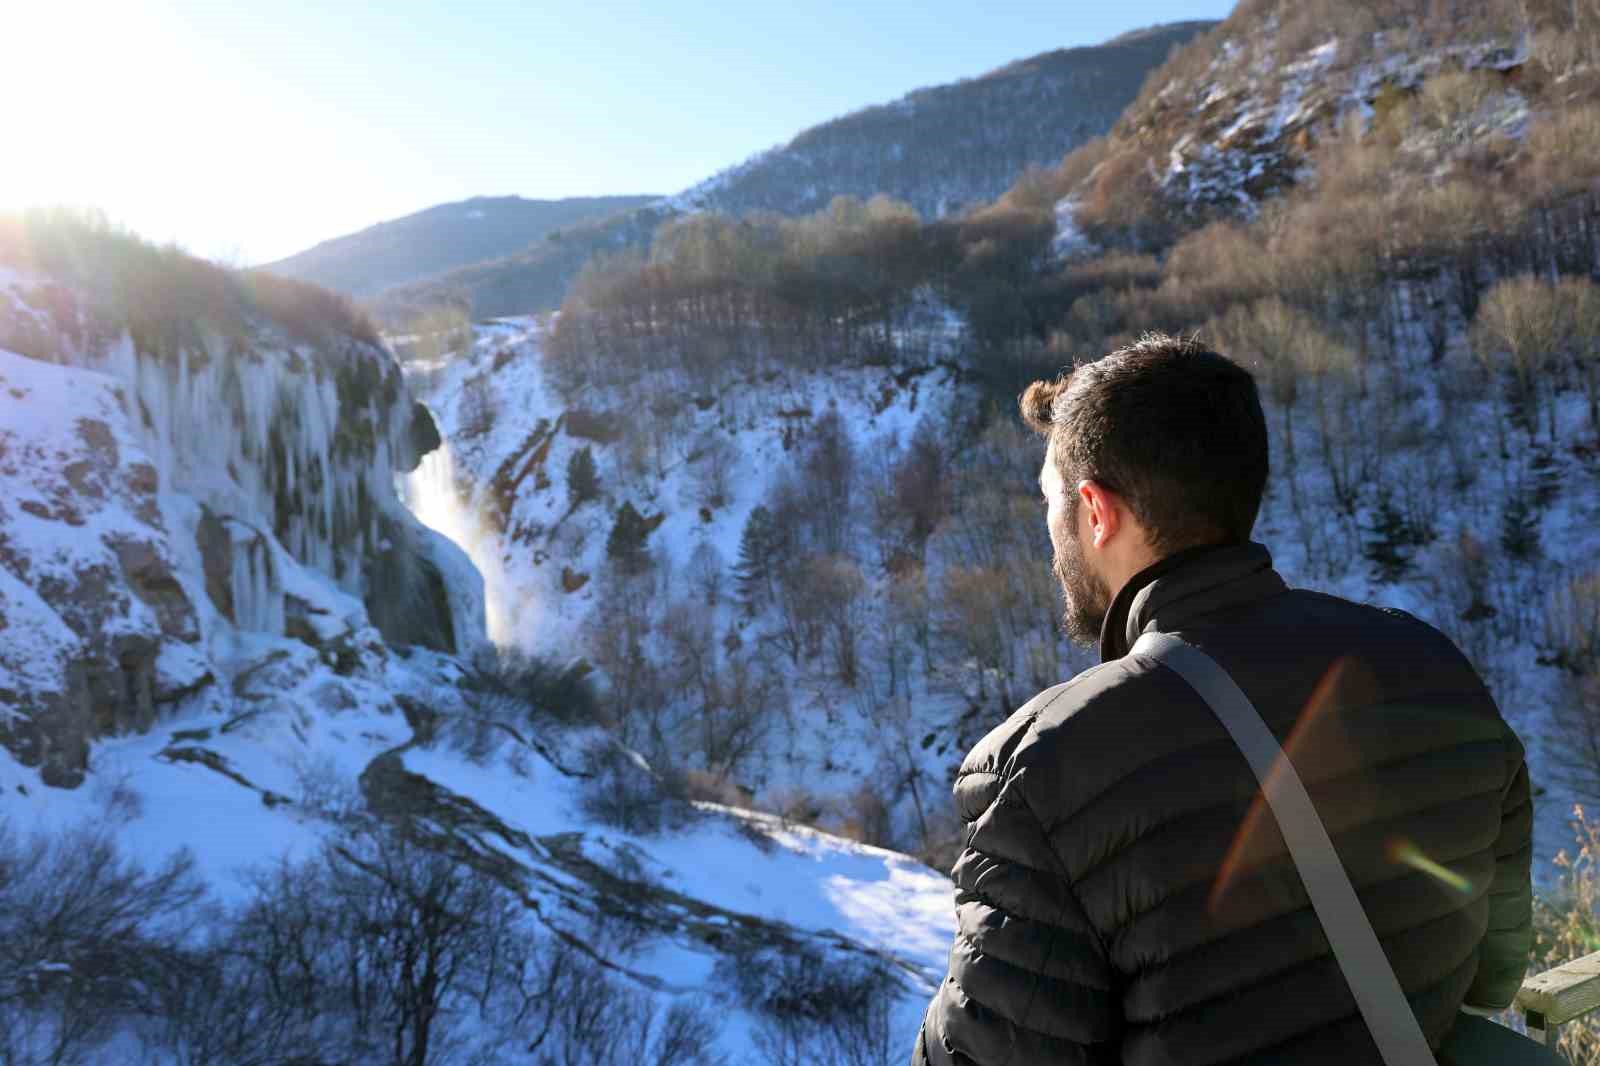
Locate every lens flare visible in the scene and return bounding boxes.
[1387,838,1474,895]
[1209,656,1356,915]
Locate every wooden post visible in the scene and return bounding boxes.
[1523,1008,1560,1048]
[1517,948,1600,1046]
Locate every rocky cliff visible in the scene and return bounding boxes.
[0,216,483,786]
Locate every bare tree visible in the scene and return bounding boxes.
[1548,572,1600,803]
[690,431,738,513]
[686,540,725,609]
[800,410,856,555]
[809,555,869,687]
[0,823,203,1066]
[1472,276,1569,444]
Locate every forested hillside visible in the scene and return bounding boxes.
[265,193,658,296]
[669,21,1216,219]
[364,21,1211,327]
[450,0,1600,918]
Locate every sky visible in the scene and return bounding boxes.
[0,1,1234,265]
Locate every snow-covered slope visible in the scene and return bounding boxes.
[0,259,475,786]
[1033,3,1538,251]
[411,311,1597,895]
[0,231,957,1062]
[1,654,952,1060]
[404,317,1016,823]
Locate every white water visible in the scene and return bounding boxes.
[404,441,516,647]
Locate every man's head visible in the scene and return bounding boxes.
[1022,333,1269,644]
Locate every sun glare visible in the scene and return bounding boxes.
[0,2,348,262]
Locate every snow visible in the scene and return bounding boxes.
[1052,196,1097,260]
[0,346,171,700]
[658,144,785,214]
[0,282,960,1063]
[0,566,80,703]
[394,736,953,1057]
[399,740,952,984]
[1163,26,1533,213]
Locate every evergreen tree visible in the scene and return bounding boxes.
[567,446,600,507]
[1363,490,1413,582]
[1500,492,1541,561]
[733,506,776,612]
[606,502,652,575]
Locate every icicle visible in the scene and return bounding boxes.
[227,520,284,636]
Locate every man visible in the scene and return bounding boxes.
[915,335,1532,1066]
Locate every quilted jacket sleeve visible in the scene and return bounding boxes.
[1462,725,1533,1011]
[914,759,1120,1066]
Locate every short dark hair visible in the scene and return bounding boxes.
[1020,333,1269,555]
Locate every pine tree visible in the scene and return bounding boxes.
[733,506,775,612]
[606,501,651,575]
[567,446,599,507]
[1363,490,1413,582]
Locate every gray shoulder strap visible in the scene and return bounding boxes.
[1131,631,1437,1066]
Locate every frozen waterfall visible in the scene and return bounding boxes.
[403,441,515,647]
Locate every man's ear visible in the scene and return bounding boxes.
[1077,480,1121,549]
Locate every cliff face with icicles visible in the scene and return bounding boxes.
[0,221,483,786]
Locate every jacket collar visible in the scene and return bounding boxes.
[1098,541,1286,662]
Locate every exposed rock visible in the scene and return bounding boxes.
[363,512,484,660]
[402,401,442,473]
[0,349,204,787]
[114,538,199,641]
[364,527,458,654]
[194,508,234,623]
[0,232,486,788]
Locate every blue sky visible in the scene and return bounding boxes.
[1,1,1233,263]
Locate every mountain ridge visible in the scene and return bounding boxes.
[337,20,1217,324]
[264,193,659,298]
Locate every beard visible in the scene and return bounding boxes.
[1054,528,1112,647]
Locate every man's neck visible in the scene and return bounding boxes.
[1103,547,1162,607]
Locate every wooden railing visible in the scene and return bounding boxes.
[1518,951,1600,1047]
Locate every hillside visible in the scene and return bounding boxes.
[1015,0,1597,251]
[365,21,1214,325]
[371,203,672,330]
[377,0,1600,899]
[405,301,1599,893]
[669,20,1217,219]
[0,213,952,1064]
[264,194,658,297]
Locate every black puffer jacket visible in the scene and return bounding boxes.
[915,543,1532,1066]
